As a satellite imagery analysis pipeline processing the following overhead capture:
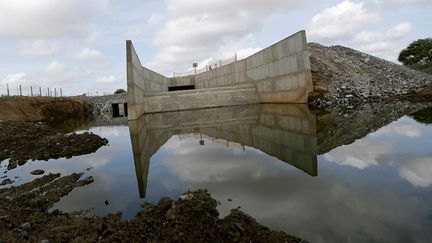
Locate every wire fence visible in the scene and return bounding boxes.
[173,54,238,77]
[0,84,64,97]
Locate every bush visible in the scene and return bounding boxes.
[114,88,126,94]
[398,38,432,74]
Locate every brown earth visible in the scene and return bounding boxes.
[0,96,92,122]
[0,96,106,171]
[0,173,307,243]
[0,121,108,170]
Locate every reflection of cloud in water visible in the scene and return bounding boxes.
[324,140,393,169]
[399,157,432,187]
[161,137,272,183]
[373,118,421,138]
[156,136,432,242]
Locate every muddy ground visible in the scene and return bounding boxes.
[0,120,108,171]
[0,96,107,172]
[0,173,307,242]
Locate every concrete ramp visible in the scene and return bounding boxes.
[127,30,313,120]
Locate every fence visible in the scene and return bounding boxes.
[0,83,64,97]
[173,54,238,77]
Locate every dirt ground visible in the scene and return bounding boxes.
[0,173,307,242]
[0,120,108,170]
[0,96,107,171]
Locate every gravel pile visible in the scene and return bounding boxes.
[308,43,432,108]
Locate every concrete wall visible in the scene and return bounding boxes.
[127,30,312,119]
[128,104,317,197]
[193,30,312,103]
[142,84,260,113]
[126,40,169,119]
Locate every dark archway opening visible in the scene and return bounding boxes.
[168,85,195,92]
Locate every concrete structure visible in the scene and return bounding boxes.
[128,104,317,198]
[127,30,313,119]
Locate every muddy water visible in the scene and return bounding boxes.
[1,103,432,242]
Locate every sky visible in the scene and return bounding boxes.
[0,0,431,96]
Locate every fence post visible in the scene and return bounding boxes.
[39,87,42,96]
[54,88,57,97]
[30,86,33,96]
[19,85,22,96]
[60,88,62,97]
[47,87,49,96]
[7,83,10,96]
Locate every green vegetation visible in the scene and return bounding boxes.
[410,108,432,125]
[398,38,432,74]
[114,88,126,94]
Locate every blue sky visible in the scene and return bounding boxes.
[0,0,431,95]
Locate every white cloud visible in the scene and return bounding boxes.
[96,75,121,84]
[1,72,30,85]
[307,1,378,42]
[374,118,421,138]
[399,157,432,187]
[19,40,57,57]
[324,140,393,169]
[148,0,304,74]
[0,0,107,39]
[74,48,105,61]
[147,14,163,26]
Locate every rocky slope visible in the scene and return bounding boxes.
[308,43,432,108]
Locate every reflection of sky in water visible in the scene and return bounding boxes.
[1,115,432,242]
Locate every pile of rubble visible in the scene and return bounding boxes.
[308,43,432,108]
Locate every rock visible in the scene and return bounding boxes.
[0,178,13,185]
[30,169,45,175]
[20,222,31,230]
[179,193,194,201]
[76,176,94,186]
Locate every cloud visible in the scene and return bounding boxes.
[74,48,105,61]
[324,140,393,169]
[1,72,29,85]
[399,157,432,187]
[148,0,304,74]
[0,0,107,39]
[96,75,122,84]
[147,14,163,26]
[19,40,57,57]
[42,60,93,85]
[374,118,421,138]
[307,1,378,42]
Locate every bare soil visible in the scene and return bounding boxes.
[0,173,307,243]
[0,121,108,170]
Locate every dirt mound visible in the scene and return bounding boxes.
[0,174,307,242]
[308,43,432,108]
[0,121,108,170]
[0,96,92,123]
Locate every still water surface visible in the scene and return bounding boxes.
[2,104,432,243]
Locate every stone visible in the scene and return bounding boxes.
[30,169,44,175]
[20,222,31,230]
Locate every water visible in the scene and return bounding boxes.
[2,103,432,243]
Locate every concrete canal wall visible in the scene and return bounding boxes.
[127,30,313,119]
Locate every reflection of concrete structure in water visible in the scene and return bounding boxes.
[128,104,317,198]
[178,133,246,151]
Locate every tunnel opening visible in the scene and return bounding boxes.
[112,103,120,117]
[168,85,195,92]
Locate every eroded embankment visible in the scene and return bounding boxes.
[0,173,307,243]
[308,43,432,108]
[0,96,107,172]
